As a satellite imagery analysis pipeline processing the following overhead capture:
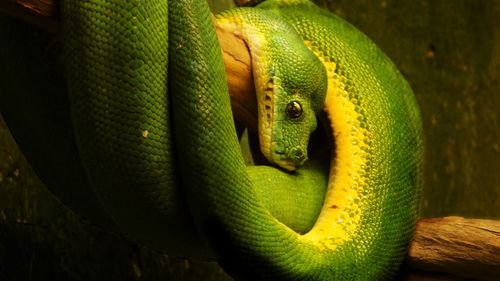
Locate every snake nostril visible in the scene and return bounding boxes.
[294,150,303,158]
[290,148,305,163]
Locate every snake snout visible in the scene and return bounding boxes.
[290,148,306,166]
[274,147,307,172]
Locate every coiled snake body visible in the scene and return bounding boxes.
[62,0,423,280]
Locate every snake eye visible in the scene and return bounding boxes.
[285,100,302,119]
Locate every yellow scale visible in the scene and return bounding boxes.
[302,41,371,252]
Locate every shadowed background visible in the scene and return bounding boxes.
[0,0,498,280]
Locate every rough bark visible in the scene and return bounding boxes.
[403,217,500,281]
[0,0,57,30]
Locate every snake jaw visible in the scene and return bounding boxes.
[271,143,306,171]
[258,122,273,163]
[258,77,304,172]
[275,161,297,172]
[257,78,275,166]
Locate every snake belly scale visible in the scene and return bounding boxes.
[62,0,423,280]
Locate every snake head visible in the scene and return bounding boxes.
[257,50,327,171]
[217,8,328,171]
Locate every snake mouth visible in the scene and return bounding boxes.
[275,160,297,171]
[273,158,302,172]
[271,141,307,171]
[257,78,275,165]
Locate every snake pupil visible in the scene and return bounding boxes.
[285,100,303,119]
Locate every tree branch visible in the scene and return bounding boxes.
[0,0,57,30]
[404,216,500,281]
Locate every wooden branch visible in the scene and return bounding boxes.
[215,23,257,133]
[0,0,58,31]
[404,216,500,281]
[1,2,499,280]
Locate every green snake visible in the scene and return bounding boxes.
[62,0,423,280]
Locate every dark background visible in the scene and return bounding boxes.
[0,0,498,280]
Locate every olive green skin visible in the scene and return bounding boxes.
[62,0,423,280]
